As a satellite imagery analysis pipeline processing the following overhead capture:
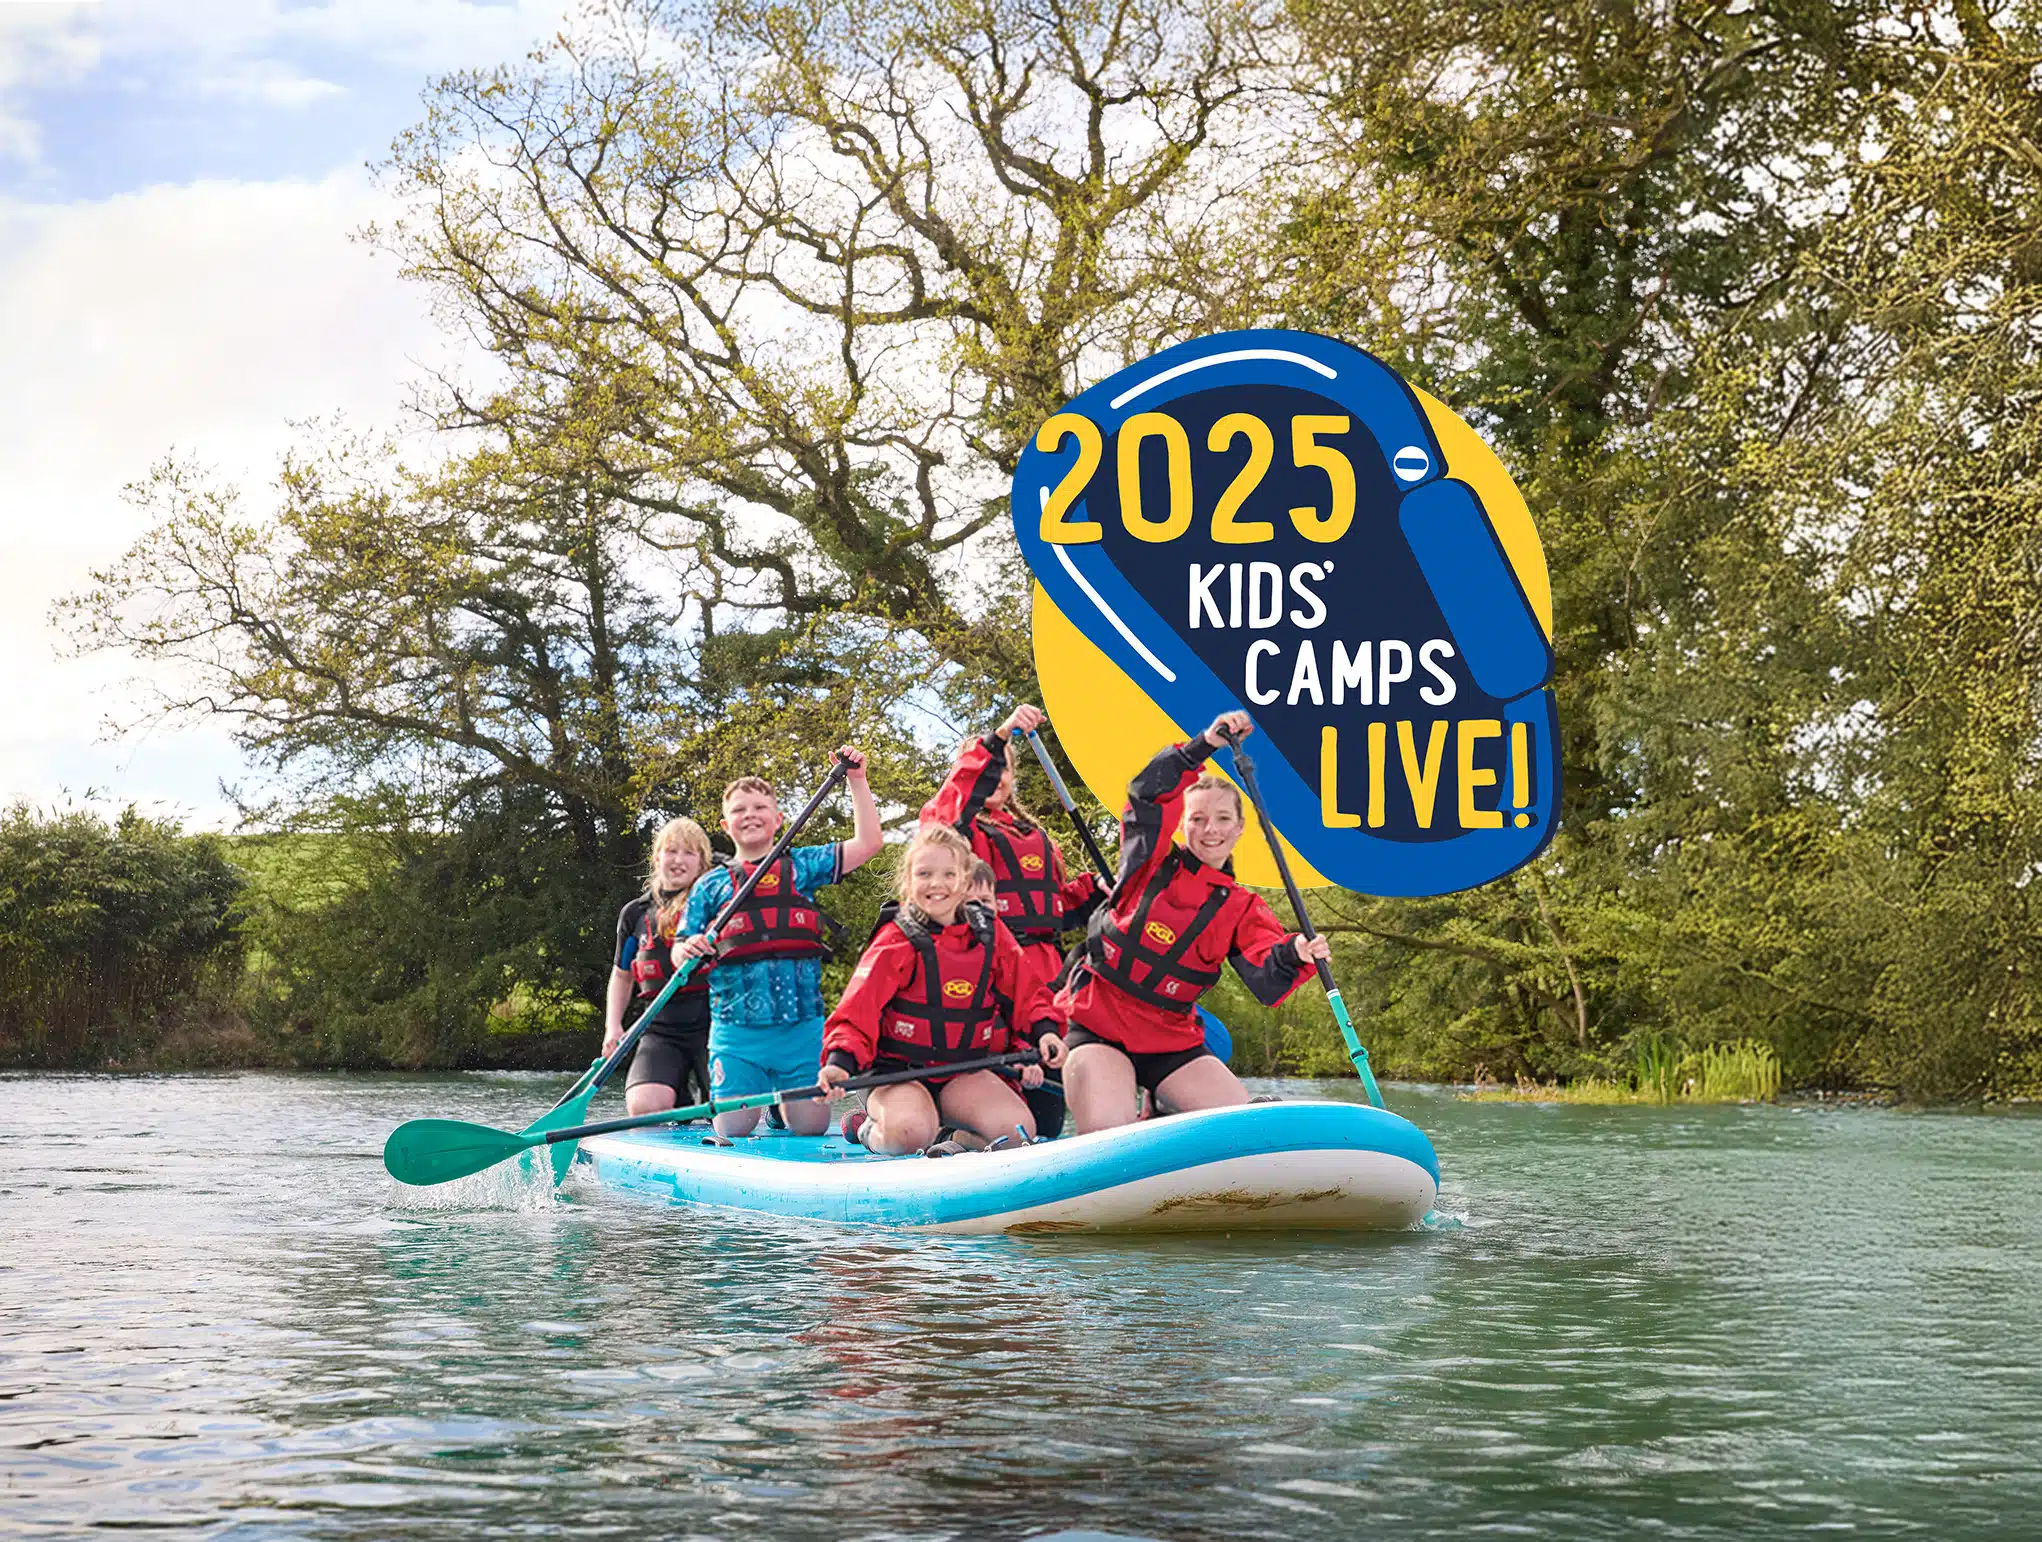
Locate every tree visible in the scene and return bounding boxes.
[375,0,1287,672]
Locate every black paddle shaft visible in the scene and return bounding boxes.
[1220,730,1337,996]
[577,753,856,1104]
[1021,727,1115,881]
[544,1050,1042,1144]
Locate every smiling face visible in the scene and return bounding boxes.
[1182,781,1246,868]
[655,841,706,891]
[905,842,966,925]
[721,787,783,857]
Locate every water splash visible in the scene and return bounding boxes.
[386,1147,570,1212]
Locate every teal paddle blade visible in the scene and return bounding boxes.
[384,1118,535,1187]
[520,1090,595,1184]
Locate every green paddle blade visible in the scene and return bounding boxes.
[384,1118,537,1187]
[520,1089,595,1184]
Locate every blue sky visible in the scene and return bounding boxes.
[1,2,560,201]
[0,1,566,826]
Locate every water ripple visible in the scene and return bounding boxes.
[4,1073,2041,1538]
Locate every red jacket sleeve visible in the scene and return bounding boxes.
[823,927,918,1072]
[1227,891,1311,1008]
[993,924,1067,1048]
[1110,737,1214,904]
[921,733,1008,832]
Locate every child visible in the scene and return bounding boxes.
[819,824,1065,1154]
[966,857,1067,1141]
[923,704,1103,984]
[606,817,718,1117]
[675,748,882,1136]
[1058,711,1330,1134]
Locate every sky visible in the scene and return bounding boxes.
[0,0,569,827]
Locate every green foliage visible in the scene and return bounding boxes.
[1470,1039,1781,1104]
[0,806,246,1065]
[245,790,617,1068]
[43,0,2042,1101]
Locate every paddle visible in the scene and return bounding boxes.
[385,1050,1042,1186]
[1020,726,1115,881]
[1219,728,1386,1109]
[505,752,856,1181]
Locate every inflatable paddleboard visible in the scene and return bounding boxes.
[576,1100,1438,1233]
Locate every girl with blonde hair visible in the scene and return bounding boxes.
[819,823,1065,1153]
[606,816,719,1117]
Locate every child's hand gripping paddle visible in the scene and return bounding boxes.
[422,752,858,1183]
[1220,727,1385,1108]
[384,1051,1041,1186]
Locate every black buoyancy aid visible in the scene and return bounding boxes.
[715,856,830,963]
[977,819,1064,938]
[1088,850,1233,1014]
[632,901,707,997]
[878,909,1004,1066]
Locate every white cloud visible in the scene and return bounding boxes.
[197,56,345,109]
[0,2,103,163]
[0,168,454,826]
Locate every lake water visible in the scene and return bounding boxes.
[4,1073,2039,1539]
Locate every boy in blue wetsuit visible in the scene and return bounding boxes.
[675,748,882,1136]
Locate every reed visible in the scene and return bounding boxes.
[1468,1039,1783,1105]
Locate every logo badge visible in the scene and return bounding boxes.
[943,979,975,999]
[1013,328,1559,898]
[1144,920,1177,945]
[1019,853,1045,872]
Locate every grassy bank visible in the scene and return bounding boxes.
[1465,1041,1784,1105]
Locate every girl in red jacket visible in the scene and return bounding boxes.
[921,704,1103,982]
[819,824,1067,1154]
[1059,711,1330,1134]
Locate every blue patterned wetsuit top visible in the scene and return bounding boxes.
[682,842,842,1049]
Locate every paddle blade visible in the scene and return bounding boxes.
[1196,1005,1234,1065]
[384,1118,536,1187]
[520,1092,594,1184]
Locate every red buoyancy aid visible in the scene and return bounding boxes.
[632,902,708,998]
[877,914,1004,1067]
[976,819,1066,940]
[1088,849,1236,1015]
[714,855,829,963]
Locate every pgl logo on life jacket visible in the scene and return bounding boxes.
[1019,853,1045,872]
[754,871,780,893]
[943,979,975,999]
[1144,920,1177,945]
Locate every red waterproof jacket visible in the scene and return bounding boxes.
[824,905,1065,1074]
[1057,738,1309,1054]
[921,735,1103,964]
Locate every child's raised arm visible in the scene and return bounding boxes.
[835,745,884,873]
